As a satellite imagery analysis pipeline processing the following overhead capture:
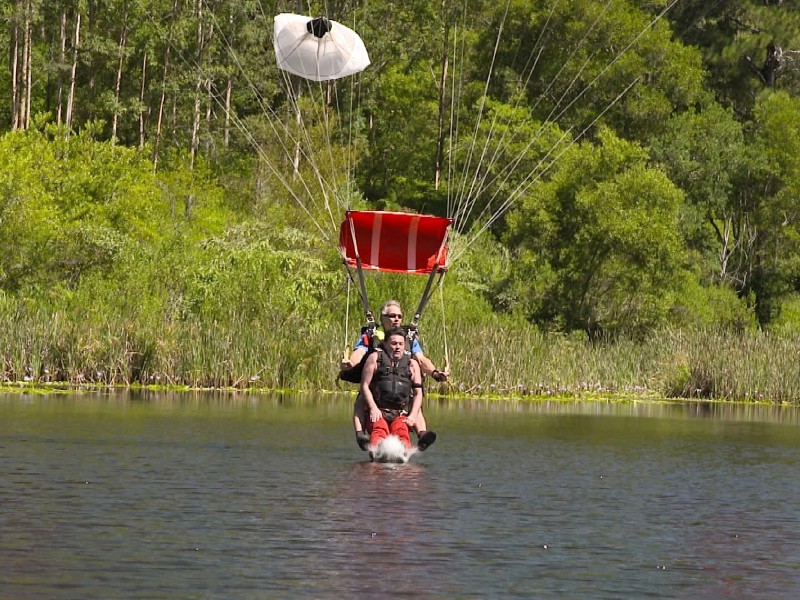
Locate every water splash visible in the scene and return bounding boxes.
[372,435,413,464]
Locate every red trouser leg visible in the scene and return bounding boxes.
[368,417,390,447]
[389,416,411,449]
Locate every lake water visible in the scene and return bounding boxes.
[2,391,799,599]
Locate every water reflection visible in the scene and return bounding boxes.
[7,389,799,424]
[436,395,800,425]
[313,461,432,596]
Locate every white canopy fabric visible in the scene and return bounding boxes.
[273,13,370,82]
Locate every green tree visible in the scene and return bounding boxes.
[652,91,800,326]
[650,102,750,286]
[0,124,225,293]
[748,90,800,324]
[503,128,685,336]
[472,0,706,143]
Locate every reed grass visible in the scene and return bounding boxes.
[2,295,799,403]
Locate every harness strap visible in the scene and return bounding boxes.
[381,408,408,423]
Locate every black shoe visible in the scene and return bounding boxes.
[417,430,437,451]
[356,431,371,451]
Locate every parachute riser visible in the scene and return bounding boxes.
[342,258,375,328]
[343,214,376,331]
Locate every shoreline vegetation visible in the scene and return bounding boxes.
[3,314,798,404]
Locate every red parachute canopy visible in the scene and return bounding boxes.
[339,211,453,274]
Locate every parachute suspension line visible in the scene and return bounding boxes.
[190,4,337,237]
[314,77,344,230]
[327,64,363,211]
[446,2,470,219]
[311,79,341,201]
[345,72,362,205]
[458,0,602,225]
[451,76,640,264]
[462,126,573,251]
[270,6,372,228]
[205,5,331,188]
[449,0,681,246]
[452,0,553,230]
[313,0,340,214]
[138,3,333,241]
[281,70,339,228]
[448,0,506,230]
[345,213,375,329]
[450,1,509,235]
[509,78,640,208]
[450,0,557,233]
[343,9,366,209]
[411,227,451,329]
[445,18,460,219]
[229,99,333,241]
[343,271,352,362]
[531,0,680,138]
[451,0,610,234]
[275,10,369,228]
[463,0,682,235]
[450,43,544,236]
[439,275,450,374]
[315,0,360,216]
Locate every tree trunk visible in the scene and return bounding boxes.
[112,19,128,144]
[57,9,67,125]
[10,8,20,129]
[139,51,148,148]
[153,47,169,170]
[13,0,33,131]
[86,0,96,121]
[185,0,211,216]
[224,75,232,147]
[190,0,205,172]
[22,0,32,130]
[65,11,81,132]
[763,43,782,87]
[153,0,179,170]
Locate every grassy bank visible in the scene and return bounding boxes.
[2,298,798,403]
[443,325,800,403]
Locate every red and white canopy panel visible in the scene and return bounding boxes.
[338,211,453,274]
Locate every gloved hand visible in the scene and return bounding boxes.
[431,369,449,382]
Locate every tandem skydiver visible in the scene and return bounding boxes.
[340,300,448,451]
[359,327,423,454]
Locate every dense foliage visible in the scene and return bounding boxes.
[2,0,800,396]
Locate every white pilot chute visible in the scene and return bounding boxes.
[273,13,370,82]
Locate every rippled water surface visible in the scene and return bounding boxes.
[2,392,799,599]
